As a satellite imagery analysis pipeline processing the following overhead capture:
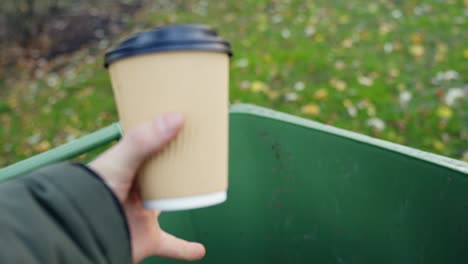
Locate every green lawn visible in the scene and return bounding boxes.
[0,0,466,167]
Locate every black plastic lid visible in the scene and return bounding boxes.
[104,24,232,67]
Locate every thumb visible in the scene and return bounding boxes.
[115,113,184,171]
[89,113,184,194]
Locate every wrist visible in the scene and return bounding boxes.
[84,163,130,203]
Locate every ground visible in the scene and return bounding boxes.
[0,0,466,167]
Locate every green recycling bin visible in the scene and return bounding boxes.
[1,104,467,263]
[146,104,468,264]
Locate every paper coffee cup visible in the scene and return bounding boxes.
[104,25,232,211]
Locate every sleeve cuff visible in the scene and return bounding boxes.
[31,162,132,262]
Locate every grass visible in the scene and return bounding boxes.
[0,0,466,167]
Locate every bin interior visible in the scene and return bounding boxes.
[144,104,468,264]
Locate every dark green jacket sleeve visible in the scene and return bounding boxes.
[0,162,131,263]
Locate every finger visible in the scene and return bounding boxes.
[154,230,206,261]
[94,113,184,172]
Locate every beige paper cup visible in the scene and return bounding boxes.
[105,25,232,211]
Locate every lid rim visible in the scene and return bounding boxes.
[104,24,232,68]
[105,43,232,68]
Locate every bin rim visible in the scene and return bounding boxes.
[229,103,468,175]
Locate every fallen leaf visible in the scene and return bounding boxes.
[384,43,393,53]
[265,90,279,99]
[379,22,394,35]
[314,33,324,42]
[239,80,250,90]
[411,33,424,44]
[436,106,453,119]
[389,68,400,78]
[250,80,269,93]
[314,88,328,100]
[339,15,350,24]
[342,99,353,108]
[367,105,376,116]
[437,43,448,53]
[281,28,291,39]
[301,103,320,116]
[432,140,445,151]
[359,31,371,41]
[366,117,385,131]
[435,52,446,62]
[357,76,374,87]
[330,78,347,91]
[445,88,465,106]
[394,41,403,51]
[294,81,305,91]
[35,140,51,152]
[399,91,412,108]
[334,60,346,70]
[7,95,18,108]
[347,107,357,117]
[409,45,425,57]
[285,92,298,101]
[342,38,353,48]
[234,58,249,68]
[304,25,316,37]
[76,86,94,98]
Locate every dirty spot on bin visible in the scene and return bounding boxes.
[272,142,281,160]
[259,131,269,138]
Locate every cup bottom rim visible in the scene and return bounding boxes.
[143,191,227,211]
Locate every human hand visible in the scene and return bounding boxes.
[89,113,205,263]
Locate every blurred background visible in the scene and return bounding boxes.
[0,0,466,167]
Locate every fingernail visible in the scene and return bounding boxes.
[159,113,183,135]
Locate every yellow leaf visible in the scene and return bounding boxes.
[435,52,446,62]
[314,88,328,100]
[314,33,324,42]
[409,45,425,57]
[342,99,353,108]
[35,141,51,152]
[250,81,268,93]
[389,68,400,78]
[464,49,468,59]
[301,103,320,116]
[341,38,353,48]
[394,41,403,51]
[7,95,18,108]
[367,106,376,116]
[256,14,268,32]
[339,15,350,24]
[330,78,347,91]
[359,31,370,41]
[410,33,424,44]
[76,86,94,98]
[71,114,80,124]
[334,60,346,70]
[437,43,448,53]
[265,90,279,99]
[432,140,445,151]
[436,106,453,119]
[379,23,394,35]
[0,114,11,128]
